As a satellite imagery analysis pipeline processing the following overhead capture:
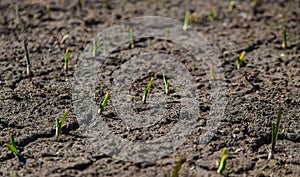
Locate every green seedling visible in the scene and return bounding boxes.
[210,64,215,80]
[217,147,228,174]
[55,109,69,140]
[237,51,246,70]
[251,0,258,7]
[128,26,134,49]
[5,132,19,156]
[46,4,51,16]
[210,7,217,21]
[64,48,69,72]
[79,0,83,10]
[142,77,154,104]
[93,38,101,58]
[15,0,20,23]
[98,92,109,114]
[228,1,235,12]
[183,11,195,31]
[163,74,170,95]
[165,28,169,39]
[24,40,31,79]
[281,27,287,50]
[268,108,282,160]
[171,157,185,177]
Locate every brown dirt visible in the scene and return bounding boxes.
[0,0,299,176]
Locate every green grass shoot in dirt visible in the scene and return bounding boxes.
[171,157,185,177]
[55,109,69,141]
[5,132,19,156]
[23,40,31,78]
[183,11,195,31]
[163,74,170,95]
[281,27,288,50]
[237,51,246,70]
[93,37,101,58]
[217,147,228,174]
[228,1,235,12]
[98,92,109,114]
[268,108,282,160]
[210,7,217,21]
[143,77,154,104]
[64,48,69,72]
[46,4,51,16]
[128,26,134,49]
[210,64,215,80]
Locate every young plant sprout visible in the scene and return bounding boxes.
[64,48,69,72]
[171,157,185,177]
[163,74,170,95]
[228,1,235,12]
[251,0,258,7]
[5,132,19,156]
[15,0,20,24]
[55,109,69,140]
[183,11,195,31]
[268,108,282,160]
[217,147,228,174]
[93,38,101,58]
[237,51,246,70]
[79,0,83,11]
[210,7,217,21]
[210,64,215,80]
[165,28,169,39]
[23,40,31,79]
[142,77,154,104]
[46,4,51,16]
[98,92,109,114]
[128,26,134,49]
[281,27,287,50]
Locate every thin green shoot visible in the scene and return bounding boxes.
[142,77,154,104]
[55,109,69,140]
[128,26,134,49]
[5,132,19,156]
[15,0,20,24]
[163,74,170,95]
[171,157,185,177]
[210,64,215,80]
[183,11,195,31]
[281,27,287,50]
[46,4,51,16]
[79,0,83,11]
[98,92,109,114]
[251,0,258,7]
[268,108,282,160]
[210,7,217,21]
[64,48,69,72]
[217,147,228,174]
[228,1,235,12]
[24,40,31,79]
[165,28,169,39]
[93,38,101,58]
[237,51,246,70]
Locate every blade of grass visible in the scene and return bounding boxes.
[237,51,246,70]
[98,92,109,114]
[55,109,69,140]
[183,12,195,31]
[163,74,170,95]
[128,27,134,49]
[64,48,69,72]
[93,38,101,58]
[143,77,154,104]
[171,157,185,177]
[217,147,228,174]
[281,27,287,50]
[268,108,282,160]
[210,64,215,80]
[24,40,31,78]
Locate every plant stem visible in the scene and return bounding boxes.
[23,40,31,79]
[128,27,134,49]
[217,147,228,174]
[64,48,69,72]
[98,92,109,114]
[281,27,287,50]
[163,74,170,95]
[268,108,282,160]
[143,77,154,104]
[210,64,215,80]
[237,51,246,70]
